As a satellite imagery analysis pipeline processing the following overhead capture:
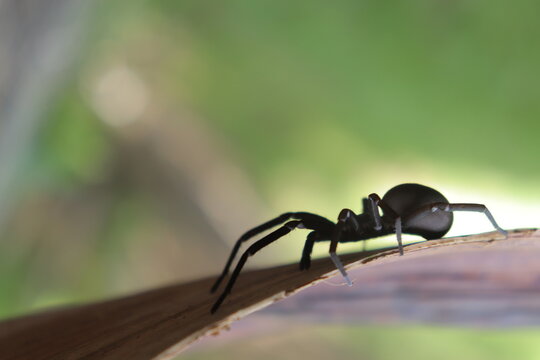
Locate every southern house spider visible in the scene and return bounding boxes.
[210,183,506,313]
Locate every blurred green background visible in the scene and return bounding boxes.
[0,0,539,359]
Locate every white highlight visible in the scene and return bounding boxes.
[90,65,148,127]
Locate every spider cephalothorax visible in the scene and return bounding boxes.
[210,183,507,313]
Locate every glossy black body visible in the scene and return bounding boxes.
[321,184,452,244]
[210,183,504,313]
[381,183,453,239]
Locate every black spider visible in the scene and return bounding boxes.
[210,183,507,313]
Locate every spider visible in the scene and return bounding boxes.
[210,183,507,313]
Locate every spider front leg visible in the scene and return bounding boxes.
[210,212,295,293]
[368,193,399,229]
[328,209,359,287]
[368,193,405,255]
[210,211,334,293]
[367,194,383,230]
[211,220,303,313]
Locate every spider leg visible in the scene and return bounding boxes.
[299,231,320,270]
[406,202,507,237]
[368,193,405,255]
[328,209,359,287]
[210,213,293,293]
[367,194,383,230]
[211,212,334,293]
[395,217,404,255]
[368,193,398,230]
[211,220,303,313]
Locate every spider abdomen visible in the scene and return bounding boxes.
[382,183,453,240]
